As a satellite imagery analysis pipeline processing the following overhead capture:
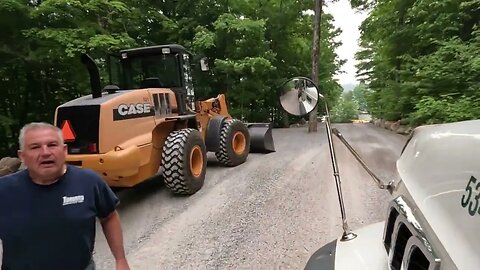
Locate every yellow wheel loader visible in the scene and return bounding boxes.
[53,44,275,195]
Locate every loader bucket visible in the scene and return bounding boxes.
[246,123,276,153]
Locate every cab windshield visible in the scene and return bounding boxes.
[109,53,182,90]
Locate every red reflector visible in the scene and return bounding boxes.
[61,120,76,142]
[88,143,97,153]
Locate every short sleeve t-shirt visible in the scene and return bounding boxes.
[0,165,119,270]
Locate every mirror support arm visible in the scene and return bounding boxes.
[331,128,395,194]
[322,100,357,241]
[278,76,358,241]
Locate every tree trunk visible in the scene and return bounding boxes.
[309,0,323,133]
[281,110,289,128]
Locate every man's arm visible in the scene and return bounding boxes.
[100,211,130,270]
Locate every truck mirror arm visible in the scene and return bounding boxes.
[331,128,396,194]
[321,99,358,242]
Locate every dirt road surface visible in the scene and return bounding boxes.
[93,123,408,269]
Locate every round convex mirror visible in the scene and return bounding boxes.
[279,77,320,116]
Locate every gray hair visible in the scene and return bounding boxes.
[18,122,64,150]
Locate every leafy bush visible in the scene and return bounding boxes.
[331,96,359,123]
[408,95,480,125]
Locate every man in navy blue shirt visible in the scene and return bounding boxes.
[0,122,130,270]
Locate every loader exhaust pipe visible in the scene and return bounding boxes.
[80,54,102,98]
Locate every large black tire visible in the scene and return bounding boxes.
[162,129,207,195]
[215,119,250,167]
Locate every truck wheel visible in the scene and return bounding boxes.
[215,119,250,167]
[162,128,207,195]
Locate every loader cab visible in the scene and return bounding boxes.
[107,44,196,115]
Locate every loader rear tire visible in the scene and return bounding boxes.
[215,119,250,167]
[162,128,207,195]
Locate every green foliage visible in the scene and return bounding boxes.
[351,83,369,112]
[355,0,480,125]
[0,0,344,156]
[192,26,215,50]
[350,0,376,11]
[409,95,480,125]
[331,93,359,123]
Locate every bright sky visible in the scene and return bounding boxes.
[324,0,368,86]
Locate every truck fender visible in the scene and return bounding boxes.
[305,239,336,270]
[305,222,388,270]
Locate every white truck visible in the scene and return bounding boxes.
[279,77,479,270]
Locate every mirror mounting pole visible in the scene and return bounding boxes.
[322,97,357,242]
[278,76,357,241]
[332,128,395,194]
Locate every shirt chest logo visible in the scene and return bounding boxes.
[62,195,85,206]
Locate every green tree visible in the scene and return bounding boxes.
[0,0,345,157]
[351,83,369,112]
[193,0,344,125]
[355,0,480,125]
[331,92,358,123]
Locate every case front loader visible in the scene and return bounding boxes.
[54,44,274,195]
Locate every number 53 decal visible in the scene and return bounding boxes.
[461,176,480,216]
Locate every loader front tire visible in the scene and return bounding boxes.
[162,128,207,195]
[215,119,250,167]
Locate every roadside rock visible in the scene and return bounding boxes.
[384,121,394,130]
[373,119,385,128]
[389,121,401,132]
[289,118,308,128]
[372,119,413,136]
[396,125,413,135]
[0,157,22,176]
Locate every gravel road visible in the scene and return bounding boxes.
[93,123,408,269]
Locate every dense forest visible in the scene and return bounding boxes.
[0,0,345,156]
[355,0,480,125]
[1,0,479,158]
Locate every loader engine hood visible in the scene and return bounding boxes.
[396,120,480,270]
[55,88,177,155]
